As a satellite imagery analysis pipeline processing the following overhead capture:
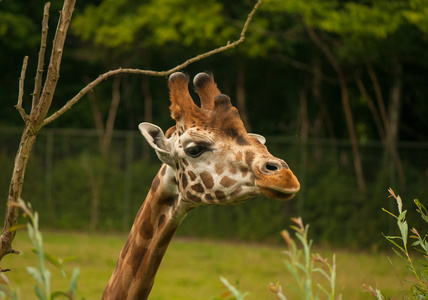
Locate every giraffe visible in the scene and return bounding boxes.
[102,72,300,299]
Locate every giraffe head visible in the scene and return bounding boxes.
[139,72,300,206]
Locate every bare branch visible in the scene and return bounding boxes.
[33,0,76,123]
[41,0,263,127]
[32,2,51,110]
[16,56,29,122]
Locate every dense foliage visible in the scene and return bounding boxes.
[1,0,428,248]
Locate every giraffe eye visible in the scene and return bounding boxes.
[184,145,210,158]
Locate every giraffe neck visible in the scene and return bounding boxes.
[102,165,193,299]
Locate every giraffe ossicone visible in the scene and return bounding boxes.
[102,72,300,299]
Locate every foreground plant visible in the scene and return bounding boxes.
[0,199,80,300]
[215,277,249,300]
[365,188,428,299]
[218,217,339,300]
[269,217,340,300]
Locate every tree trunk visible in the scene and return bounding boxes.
[388,62,405,185]
[388,62,402,147]
[1,126,37,260]
[355,76,385,139]
[0,0,76,264]
[312,57,336,139]
[102,76,121,156]
[367,64,405,185]
[306,25,366,191]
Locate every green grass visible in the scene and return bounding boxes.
[1,231,417,299]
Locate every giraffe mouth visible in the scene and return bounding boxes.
[258,186,298,201]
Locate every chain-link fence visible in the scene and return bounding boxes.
[1,127,427,248]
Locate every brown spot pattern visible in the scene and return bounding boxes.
[205,194,214,202]
[215,190,227,202]
[220,176,237,188]
[158,214,166,228]
[160,165,167,176]
[159,226,178,249]
[245,151,255,167]
[151,175,160,192]
[228,164,237,174]
[191,183,205,193]
[158,193,175,207]
[200,171,214,189]
[188,170,196,181]
[130,246,148,277]
[186,191,202,202]
[139,205,154,240]
[215,163,225,175]
[239,166,249,178]
[181,173,188,189]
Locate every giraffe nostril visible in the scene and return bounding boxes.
[261,161,282,174]
[260,159,290,174]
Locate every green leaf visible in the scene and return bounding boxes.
[415,199,428,223]
[398,219,408,247]
[219,277,249,300]
[34,284,47,300]
[391,247,407,261]
[382,208,398,219]
[43,269,51,296]
[382,233,405,252]
[26,266,43,286]
[316,283,329,297]
[68,268,80,295]
[284,261,301,284]
[397,210,407,223]
[313,267,330,281]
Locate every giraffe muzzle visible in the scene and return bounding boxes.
[254,158,300,201]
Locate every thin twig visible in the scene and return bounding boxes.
[16,56,29,122]
[32,2,51,111]
[42,0,263,127]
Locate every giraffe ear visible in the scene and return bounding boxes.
[248,133,266,145]
[138,123,174,166]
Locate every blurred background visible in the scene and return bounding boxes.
[1,0,427,250]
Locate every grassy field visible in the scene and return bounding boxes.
[2,231,416,299]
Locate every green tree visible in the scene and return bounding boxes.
[262,0,428,191]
